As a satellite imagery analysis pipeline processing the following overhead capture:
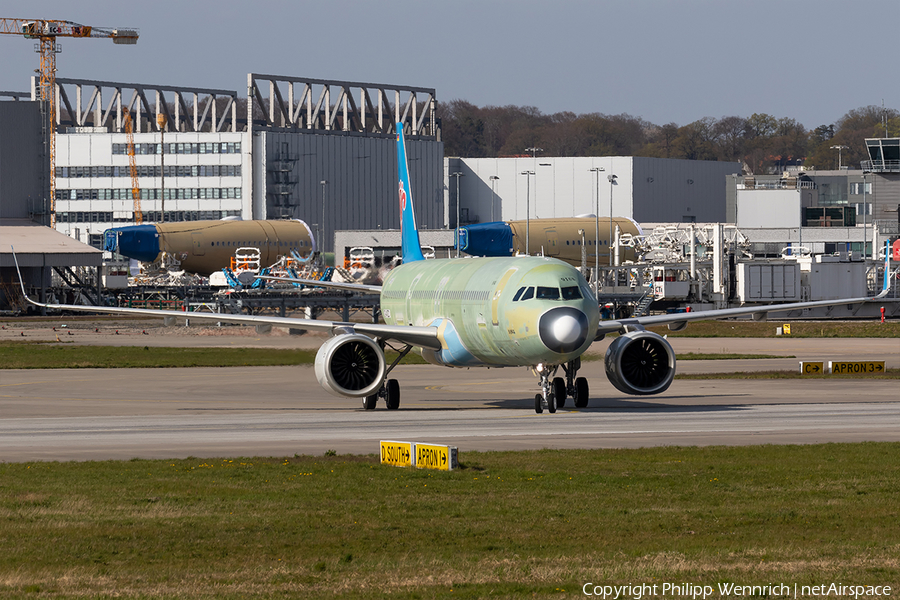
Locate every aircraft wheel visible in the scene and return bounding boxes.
[534,394,543,414]
[552,377,566,408]
[574,377,589,408]
[385,379,400,410]
[547,391,557,414]
[362,394,377,410]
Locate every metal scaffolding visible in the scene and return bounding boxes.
[50,77,239,133]
[247,73,437,137]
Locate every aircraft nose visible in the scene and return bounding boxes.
[538,307,589,354]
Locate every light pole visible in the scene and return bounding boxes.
[607,173,617,266]
[589,167,605,299]
[830,144,849,170]
[524,148,542,222]
[451,171,463,257]
[862,170,870,259]
[520,170,534,254]
[319,180,327,255]
[489,175,500,222]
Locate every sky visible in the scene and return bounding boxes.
[2,0,898,130]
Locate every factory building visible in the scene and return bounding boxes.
[0,95,44,218]
[21,75,443,254]
[727,142,900,257]
[3,75,897,317]
[447,156,741,228]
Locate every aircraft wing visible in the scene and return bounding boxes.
[597,242,894,336]
[259,275,382,294]
[596,294,876,336]
[598,277,892,335]
[11,252,439,351]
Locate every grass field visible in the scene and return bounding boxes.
[3,315,899,340]
[0,342,799,369]
[646,320,899,338]
[1,318,897,597]
[2,444,898,599]
[3,342,899,379]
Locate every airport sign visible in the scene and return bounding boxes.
[415,443,458,471]
[828,361,886,375]
[799,361,824,375]
[380,440,413,468]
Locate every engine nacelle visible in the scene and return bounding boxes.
[315,333,386,398]
[604,330,676,395]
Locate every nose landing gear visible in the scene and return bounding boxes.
[533,358,590,414]
[533,365,558,414]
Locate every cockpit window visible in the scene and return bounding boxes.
[536,286,560,300]
[513,287,526,302]
[561,286,582,300]
[520,286,534,301]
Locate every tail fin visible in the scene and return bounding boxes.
[876,239,892,299]
[396,123,425,263]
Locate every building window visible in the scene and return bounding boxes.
[849,182,872,195]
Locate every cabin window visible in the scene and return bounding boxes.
[536,286,560,300]
[520,287,534,301]
[562,286,582,300]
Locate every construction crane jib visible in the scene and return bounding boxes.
[1,18,138,228]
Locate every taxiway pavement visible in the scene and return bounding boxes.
[2,334,897,461]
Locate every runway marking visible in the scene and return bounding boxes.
[0,377,99,388]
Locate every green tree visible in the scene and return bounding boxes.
[672,118,718,161]
[439,99,487,157]
[640,122,680,158]
[714,116,749,162]
[804,106,900,170]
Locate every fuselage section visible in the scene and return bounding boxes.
[380,255,599,367]
[459,217,643,266]
[105,219,315,275]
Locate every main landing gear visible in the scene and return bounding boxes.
[364,378,399,410]
[534,358,590,414]
[363,341,412,411]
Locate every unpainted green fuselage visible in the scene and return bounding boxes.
[380,256,599,367]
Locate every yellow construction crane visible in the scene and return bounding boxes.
[122,108,141,224]
[0,18,138,228]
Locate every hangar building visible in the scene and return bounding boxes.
[446,156,742,228]
[37,75,443,253]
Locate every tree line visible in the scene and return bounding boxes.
[437,100,900,174]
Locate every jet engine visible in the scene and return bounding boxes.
[604,330,676,395]
[315,333,386,398]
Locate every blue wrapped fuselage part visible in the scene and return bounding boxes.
[104,225,161,262]
[457,222,514,257]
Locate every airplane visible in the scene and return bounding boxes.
[457,216,643,266]
[13,123,895,414]
[104,219,315,276]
